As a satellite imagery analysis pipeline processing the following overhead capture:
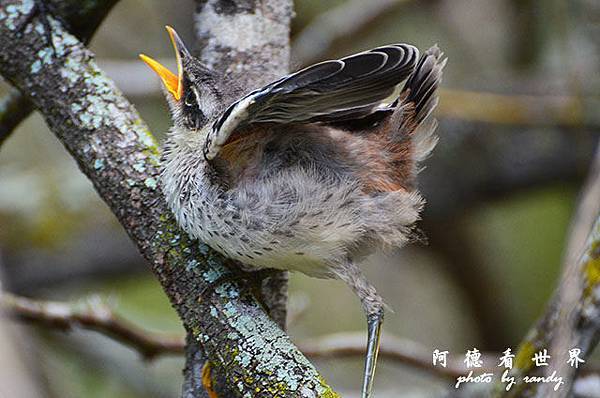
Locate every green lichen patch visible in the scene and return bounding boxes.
[584,241,600,296]
[514,340,536,371]
[93,158,105,171]
[144,177,157,189]
[31,46,53,73]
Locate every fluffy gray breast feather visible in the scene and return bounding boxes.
[203,44,420,160]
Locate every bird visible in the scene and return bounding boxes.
[140,26,445,398]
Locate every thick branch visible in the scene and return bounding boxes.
[0,0,118,147]
[194,0,292,91]
[193,1,292,332]
[0,1,337,397]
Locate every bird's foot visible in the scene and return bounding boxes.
[362,310,384,398]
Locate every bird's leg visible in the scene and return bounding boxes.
[364,310,383,398]
[334,261,384,398]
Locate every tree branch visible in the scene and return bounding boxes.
[0,88,34,146]
[0,292,185,360]
[494,143,600,398]
[298,333,497,379]
[0,0,118,148]
[0,1,337,396]
[1,291,503,380]
[193,1,292,332]
[540,143,600,398]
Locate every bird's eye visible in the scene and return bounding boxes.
[184,91,196,107]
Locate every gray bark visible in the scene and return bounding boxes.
[0,0,118,146]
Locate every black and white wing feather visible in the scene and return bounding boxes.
[204,44,419,160]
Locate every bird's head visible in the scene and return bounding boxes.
[140,26,222,132]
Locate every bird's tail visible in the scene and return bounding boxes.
[399,45,446,163]
[384,45,446,187]
[402,46,446,125]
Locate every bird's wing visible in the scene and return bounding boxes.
[204,44,419,160]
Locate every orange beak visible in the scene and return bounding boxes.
[139,26,185,101]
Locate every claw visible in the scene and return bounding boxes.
[362,312,383,398]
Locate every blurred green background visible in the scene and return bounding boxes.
[0,0,598,397]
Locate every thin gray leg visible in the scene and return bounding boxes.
[334,261,384,398]
[363,311,383,398]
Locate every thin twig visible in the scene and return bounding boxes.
[0,293,184,360]
[0,89,34,147]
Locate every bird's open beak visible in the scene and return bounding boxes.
[139,26,186,101]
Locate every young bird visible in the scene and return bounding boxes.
[141,26,445,398]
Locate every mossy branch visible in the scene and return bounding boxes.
[0,0,338,396]
[0,0,118,148]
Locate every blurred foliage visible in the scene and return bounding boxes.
[467,186,576,342]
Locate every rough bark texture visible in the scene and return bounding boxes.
[195,0,292,89]
[0,1,338,397]
[0,0,118,146]
[182,335,210,398]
